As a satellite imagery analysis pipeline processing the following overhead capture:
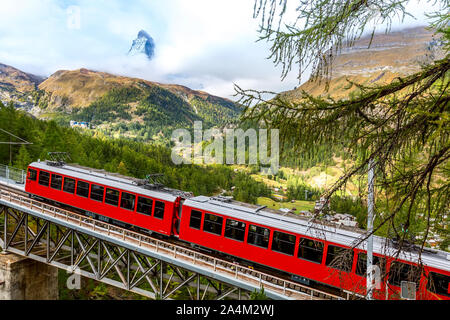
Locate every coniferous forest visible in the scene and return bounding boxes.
[0,101,270,203]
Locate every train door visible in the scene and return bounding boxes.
[172,197,184,236]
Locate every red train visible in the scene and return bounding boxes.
[25,160,450,300]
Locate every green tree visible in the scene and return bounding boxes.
[250,286,269,300]
[117,161,129,176]
[14,145,33,169]
[237,0,449,256]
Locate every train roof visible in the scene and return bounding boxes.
[184,196,450,271]
[29,161,184,202]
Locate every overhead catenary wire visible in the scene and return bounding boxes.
[0,128,32,144]
[0,128,33,164]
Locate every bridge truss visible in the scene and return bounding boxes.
[1,208,253,300]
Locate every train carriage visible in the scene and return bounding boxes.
[179,196,450,300]
[25,161,180,236]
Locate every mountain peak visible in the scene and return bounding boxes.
[128,29,155,60]
[0,63,43,93]
[137,29,151,38]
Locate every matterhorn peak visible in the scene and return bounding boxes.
[128,29,155,60]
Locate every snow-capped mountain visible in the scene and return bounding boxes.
[127,30,155,59]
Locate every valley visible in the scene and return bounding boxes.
[0,26,447,252]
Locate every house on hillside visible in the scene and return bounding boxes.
[70,120,90,129]
[314,197,330,212]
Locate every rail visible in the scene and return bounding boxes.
[0,184,344,300]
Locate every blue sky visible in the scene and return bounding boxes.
[0,0,442,98]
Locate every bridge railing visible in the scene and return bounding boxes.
[0,164,25,184]
[0,185,344,300]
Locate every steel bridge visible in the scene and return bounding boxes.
[0,164,345,300]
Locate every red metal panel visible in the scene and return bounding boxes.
[384,259,450,300]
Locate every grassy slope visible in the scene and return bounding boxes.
[36,68,241,133]
[256,197,315,212]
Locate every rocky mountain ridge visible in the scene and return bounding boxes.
[282,26,445,101]
[36,67,237,114]
[0,63,44,109]
[0,64,241,141]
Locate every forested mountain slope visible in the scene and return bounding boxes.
[0,65,242,140]
[0,101,267,203]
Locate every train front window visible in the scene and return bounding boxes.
[63,177,76,194]
[224,219,246,242]
[203,213,223,235]
[90,184,104,202]
[189,210,202,229]
[247,225,270,249]
[325,245,354,272]
[38,171,50,186]
[388,262,421,288]
[356,253,386,276]
[154,201,165,219]
[272,231,296,256]
[427,272,450,297]
[27,169,37,181]
[298,238,324,264]
[50,174,62,190]
[137,196,153,216]
[120,192,136,211]
[105,188,119,206]
[76,181,89,198]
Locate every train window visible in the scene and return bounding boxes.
[298,238,324,264]
[388,262,421,288]
[189,210,202,229]
[355,253,386,276]
[325,245,354,272]
[120,192,136,211]
[63,177,76,194]
[27,169,37,181]
[105,188,120,206]
[154,201,165,219]
[271,231,296,256]
[203,213,223,235]
[76,180,89,198]
[38,171,50,186]
[224,219,246,242]
[247,225,270,249]
[50,174,62,190]
[90,184,104,202]
[137,196,153,216]
[427,272,450,297]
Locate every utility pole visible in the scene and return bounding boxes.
[367,159,375,299]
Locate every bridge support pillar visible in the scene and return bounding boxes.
[0,252,59,300]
